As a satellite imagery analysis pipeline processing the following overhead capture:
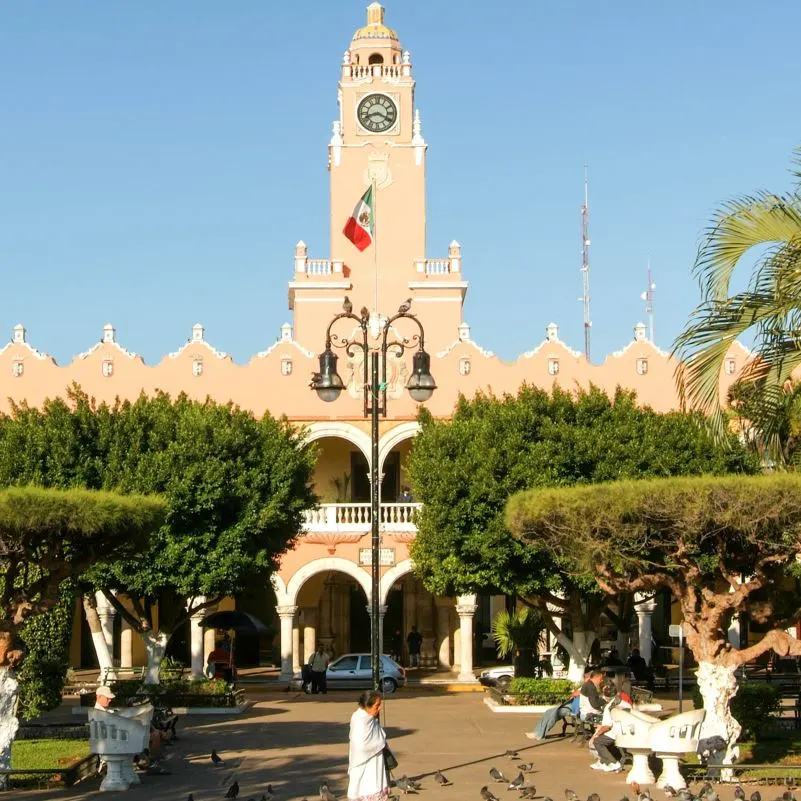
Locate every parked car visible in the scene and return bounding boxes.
[290,653,406,693]
[479,665,515,689]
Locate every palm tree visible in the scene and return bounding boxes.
[491,607,548,679]
[674,147,801,465]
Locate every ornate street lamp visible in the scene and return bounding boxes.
[311,298,435,691]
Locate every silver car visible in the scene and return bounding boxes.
[291,653,406,693]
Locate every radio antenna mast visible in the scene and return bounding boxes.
[580,166,591,361]
[641,259,656,342]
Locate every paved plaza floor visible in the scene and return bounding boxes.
[16,690,740,801]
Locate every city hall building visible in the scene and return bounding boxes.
[0,5,745,680]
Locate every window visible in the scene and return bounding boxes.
[281,358,293,376]
[331,655,359,671]
[459,358,471,375]
[636,358,648,375]
[102,360,114,377]
[12,361,23,377]
[192,359,203,377]
[368,53,384,65]
[548,359,559,376]
[724,358,736,375]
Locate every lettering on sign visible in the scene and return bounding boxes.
[359,548,395,566]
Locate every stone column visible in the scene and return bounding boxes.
[436,603,451,669]
[456,595,478,682]
[303,608,317,663]
[277,605,298,680]
[95,592,116,655]
[188,597,207,679]
[635,594,657,665]
[292,624,302,673]
[120,621,133,668]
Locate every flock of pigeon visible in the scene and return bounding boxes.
[185,747,798,801]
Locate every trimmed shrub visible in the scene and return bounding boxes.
[692,681,781,739]
[507,677,575,705]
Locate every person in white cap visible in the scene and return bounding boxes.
[94,685,116,712]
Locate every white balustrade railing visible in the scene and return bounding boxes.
[346,64,407,80]
[305,259,333,275]
[424,259,451,275]
[302,502,421,533]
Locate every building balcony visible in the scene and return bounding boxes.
[302,502,421,534]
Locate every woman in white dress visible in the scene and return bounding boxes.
[348,691,390,801]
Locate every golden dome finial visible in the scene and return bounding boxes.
[366,3,384,26]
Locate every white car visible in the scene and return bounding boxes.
[290,653,406,694]
[479,665,515,687]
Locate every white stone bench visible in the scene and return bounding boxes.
[89,704,154,792]
[650,708,705,790]
[612,707,661,785]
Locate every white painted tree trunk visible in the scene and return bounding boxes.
[557,630,596,682]
[696,660,741,769]
[0,669,20,791]
[141,632,170,685]
[82,595,114,674]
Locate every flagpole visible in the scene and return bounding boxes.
[372,176,378,315]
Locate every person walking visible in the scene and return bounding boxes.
[406,626,423,668]
[308,644,330,695]
[348,691,391,801]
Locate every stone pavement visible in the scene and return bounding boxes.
[15,690,740,801]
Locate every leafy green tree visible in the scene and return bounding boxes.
[506,474,801,763]
[0,388,316,682]
[491,607,548,678]
[0,485,165,784]
[674,146,801,465]
[409,385,756,678]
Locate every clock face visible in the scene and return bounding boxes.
[357,94,398,133]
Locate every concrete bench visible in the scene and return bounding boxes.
[612,707,661,785]
[89,704,153,792]
[650,708,705,790]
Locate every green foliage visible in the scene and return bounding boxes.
[673,146,801,465]
[0,388,316,634]
[506,474,801,584]
[108,677,230,701]
[17,581,76,720]
[409,385,756,598]
[507,677,575,704]
[491,607,546,659]
[692,682,781,739]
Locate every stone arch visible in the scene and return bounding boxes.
[271,572,289,606]
[379,558,415,604]
[285,556,372,606]
[304,421,372,465]
[378,421,420,472]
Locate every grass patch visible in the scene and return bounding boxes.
[12,738,89,770]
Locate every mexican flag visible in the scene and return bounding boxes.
[343,186,374,251]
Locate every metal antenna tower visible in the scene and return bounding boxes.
[641,259,656,342]
[580,166,591,361]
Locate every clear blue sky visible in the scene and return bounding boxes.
[2,1,800,365]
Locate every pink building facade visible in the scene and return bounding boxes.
[1,5,746,678]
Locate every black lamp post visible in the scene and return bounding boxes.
[311,298,436,691]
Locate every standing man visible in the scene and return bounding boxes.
[406,625,423,668]
[308,644,330,695]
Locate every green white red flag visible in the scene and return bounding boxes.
[343,186,374,251]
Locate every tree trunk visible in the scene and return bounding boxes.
[0,668,20,791]
[696,660,741,768]
[558,630,596,683]
[141,631,170,685]
[82,595,114,674]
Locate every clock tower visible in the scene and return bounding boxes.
[289,3,466,351]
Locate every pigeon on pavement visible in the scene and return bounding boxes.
[505,750,520,760]
[212,750,225,766]
[520,787,537,799]
[435,771,451,786]
[663,787,677,798]
[508,773,525,791]
[490,768,507,783]
[224,781,240,800]
[320,784,338,801]
[482,787,500,801]
[519,763,534,773]
[735,788,745,801]
[587,794,600,801]
[395,777,419,795]
[752,794,763,801]
[565,791,580,801]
